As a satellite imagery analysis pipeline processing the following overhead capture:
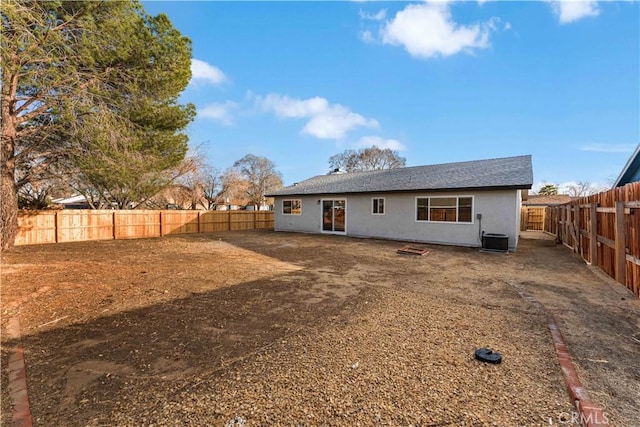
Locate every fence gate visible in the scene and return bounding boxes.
[520,207,546,231]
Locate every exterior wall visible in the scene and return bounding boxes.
[274,190,522,250]
[514,189,522,248]
[274,195,324,234]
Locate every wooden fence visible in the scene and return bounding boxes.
[520,207,546,231]
[543,182,640,298]
[15,210,274,246]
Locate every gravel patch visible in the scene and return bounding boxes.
[105,285,571,426]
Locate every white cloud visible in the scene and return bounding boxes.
[549,0,600,24]
[257,94,328,119]
[379,2,498,59]
[359,30,375,44]
[199,101,239,125]
[359,9,387,21]
[355,136,407,151]
[254,93,379,140]
[191,58,227,85]
[580,143,637,153]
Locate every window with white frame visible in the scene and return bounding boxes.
[372,197,385,215]
[283,199,302,215]
[415,196,473,223]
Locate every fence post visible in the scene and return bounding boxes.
[575,205,580,254]
[55,211,61,243]
[614,201,626,285]
[113,211,119,240]
[254,210,257,229]
[197,211,201,233]
[556,207,560,239]
[568,205,572,248]
[560,205,566,244]
[159,211,164,237]
[589,203,597,266]
[575,205,580,255]
[228,211,232,231]
[564,205,573,249]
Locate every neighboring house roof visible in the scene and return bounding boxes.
[267,155,533,197]
[613,143,640,187]
[52,195,90,204]
[522,194,573,206]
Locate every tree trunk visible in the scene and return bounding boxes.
[1,71,18,251]
[1,125,18,251]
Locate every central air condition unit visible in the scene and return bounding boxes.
[482,233,509,252]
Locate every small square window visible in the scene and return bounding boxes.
[283,199,301,215]
[372,198,385,215]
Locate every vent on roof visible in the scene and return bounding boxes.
[329,168,347,175]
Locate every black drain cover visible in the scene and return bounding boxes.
[475,348,502,364]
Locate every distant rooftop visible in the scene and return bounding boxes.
[267,155,533,197]
[522,194,573,206]
[52,195,90,204]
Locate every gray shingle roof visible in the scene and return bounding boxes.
[267,155,533,196]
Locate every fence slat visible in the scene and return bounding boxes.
[589,204,597,266]
[615,201,626,285]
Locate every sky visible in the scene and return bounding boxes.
[141,0,639,192]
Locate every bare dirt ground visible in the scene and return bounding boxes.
[1,230,639,426]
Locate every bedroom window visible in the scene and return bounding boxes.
[415,196,473,223]
[283,199,302,215]
[372,198,385,215]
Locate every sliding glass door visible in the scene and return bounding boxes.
[322,199,346,233]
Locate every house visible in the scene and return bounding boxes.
[613,143,640,187]
[266,155,533,251]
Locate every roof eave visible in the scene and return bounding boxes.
[613,143,640,188]
[267,184,532,197]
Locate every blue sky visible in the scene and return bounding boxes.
[142,1,639,191]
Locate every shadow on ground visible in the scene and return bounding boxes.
[7,267,364,424]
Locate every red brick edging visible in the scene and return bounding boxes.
[511,284,608,427]
[6,316,32,427]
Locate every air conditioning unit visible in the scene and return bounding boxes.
[482,233,509,252]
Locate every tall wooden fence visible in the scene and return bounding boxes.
[543,182,640,298]
[15,210,274,246]
[520,207,546,231]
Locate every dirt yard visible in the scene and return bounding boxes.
[2,230,639,426]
